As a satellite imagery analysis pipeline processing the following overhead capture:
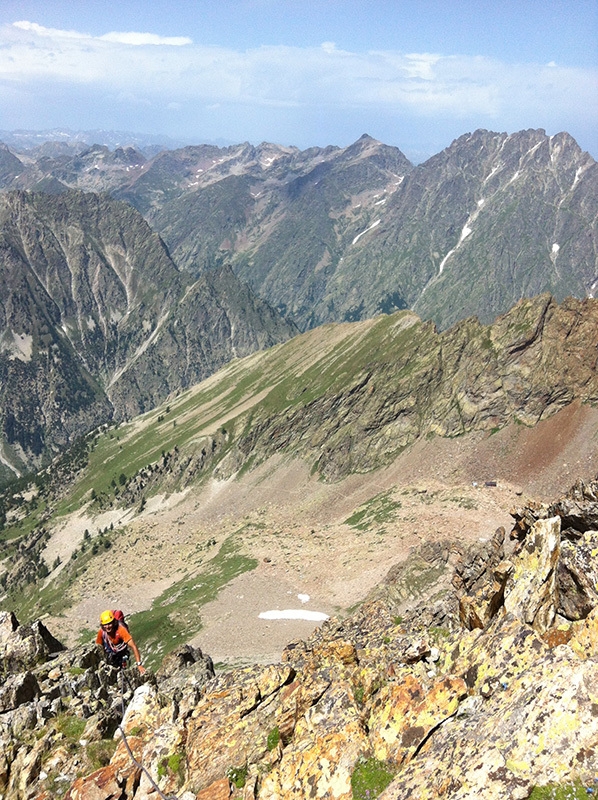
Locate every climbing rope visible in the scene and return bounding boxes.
[117,664,180,800]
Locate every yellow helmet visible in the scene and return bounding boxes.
[100,610,115,625]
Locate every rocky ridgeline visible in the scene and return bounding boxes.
[229,294,598,482]
[1,479,598,799]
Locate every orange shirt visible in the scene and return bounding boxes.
[96,623,132,648]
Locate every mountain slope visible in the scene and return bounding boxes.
[230,129,597,331]
[206,292,598,481]
[3,129,595,332]
[0,190,296,478]
[0,293,596,655]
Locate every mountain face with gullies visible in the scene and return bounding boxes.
[1,478,598,798]
[2,128,596,332]
[0,190,296,481]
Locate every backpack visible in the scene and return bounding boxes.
[112,609,128,629]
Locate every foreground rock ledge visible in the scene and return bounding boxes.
[3,478,598,799]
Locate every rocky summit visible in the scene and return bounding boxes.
[0,477,597,798]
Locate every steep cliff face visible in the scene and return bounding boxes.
[317,129,598,330]
[0,191,296,477]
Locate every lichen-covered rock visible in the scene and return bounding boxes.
[379,638,598,798]
[368,672,467,766]
[569,604,598,658]
[185,664,295,794]
[133,722,185,800]
[504,516,560,632]
[557,530,598,619]
[258,681,369,800]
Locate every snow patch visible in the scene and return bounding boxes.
[297,594,310,604]
[572,166,587,190]
[437,247,456,275]
[259,610,329,621]
[551,243,560,254]
[352,219,381,245]
[483,164,502,183]
[433,201,484,279]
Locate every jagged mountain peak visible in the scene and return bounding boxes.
[338,133,412,169]
[0,128,595,335]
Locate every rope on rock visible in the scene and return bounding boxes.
[117,665,180,800]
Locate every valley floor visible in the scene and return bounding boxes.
[44,401,598,667]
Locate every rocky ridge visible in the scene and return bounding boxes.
[0,478,598,798]
[217,293,598,482]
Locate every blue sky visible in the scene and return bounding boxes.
[0,0,596,160]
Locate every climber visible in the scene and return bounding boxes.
[96,610,146,674]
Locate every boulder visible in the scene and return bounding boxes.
[0,612,65,674]
[63,764,130,800]
[504,516,561,633]
[458,560,513,630]
[155,643,215,697]
[0,672,39,712]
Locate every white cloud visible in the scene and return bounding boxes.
[100,32,192,46]
[12,20,91,39]
[1,20,596,131]
[12,20,191,46]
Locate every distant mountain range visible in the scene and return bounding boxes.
[1,128,596,332]
[0,128,190,156]
[0,127,596,479]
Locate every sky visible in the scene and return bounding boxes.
[0,0,596,161]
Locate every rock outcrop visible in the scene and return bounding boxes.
[228,294,598,481]
[1,478,598,798]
